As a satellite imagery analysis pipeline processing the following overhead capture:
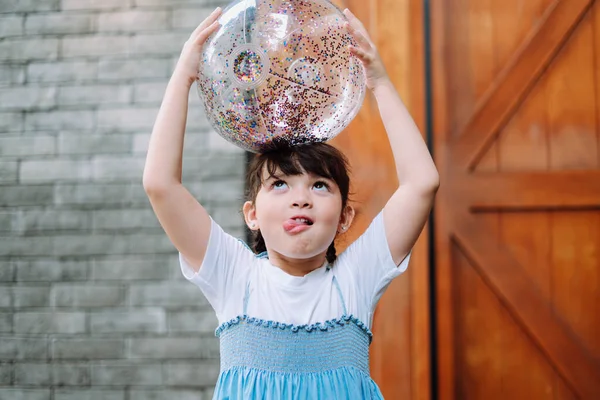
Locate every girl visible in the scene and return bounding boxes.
[143,6,439,400]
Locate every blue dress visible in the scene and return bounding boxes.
[212,269,385,399]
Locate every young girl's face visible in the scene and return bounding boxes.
[246,167,345,261]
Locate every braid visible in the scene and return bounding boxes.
[253,230,267,254]
[326,242,337,264]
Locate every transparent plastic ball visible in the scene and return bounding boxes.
[196,0,366,152]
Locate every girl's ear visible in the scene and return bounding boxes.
[243,201,259,231]
[338,205,355,233]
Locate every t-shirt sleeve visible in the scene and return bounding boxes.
[179,218,255,318]
[338,211,411,312]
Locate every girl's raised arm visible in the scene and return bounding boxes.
[143,8,222,272]
[345,9,440,266]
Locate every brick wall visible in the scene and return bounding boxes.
[0,0,245,399]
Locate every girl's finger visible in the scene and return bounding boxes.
[348,45,372,63]
[343,9,369,38]
[194,20,221,46]
[190,7,222,39]
[345,21,372,50]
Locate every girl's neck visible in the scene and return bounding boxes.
[265,250,328,277]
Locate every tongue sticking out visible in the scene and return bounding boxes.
[283,218,312,233]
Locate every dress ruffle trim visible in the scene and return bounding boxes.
[215,314,373,343]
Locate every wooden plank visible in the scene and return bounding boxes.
[450,209,600,399]
[454,170,600,210]
[430,0,455,397]
[452,0,593,171]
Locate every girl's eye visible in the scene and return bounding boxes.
[313,181,330,191]
[272,180,288,190]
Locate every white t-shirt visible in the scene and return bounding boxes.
[180,212,410,330]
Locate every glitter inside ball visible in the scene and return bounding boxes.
[196,0,367,152]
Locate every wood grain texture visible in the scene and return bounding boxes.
[329,0,431,398]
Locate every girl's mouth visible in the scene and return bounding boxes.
[283,217,313,233]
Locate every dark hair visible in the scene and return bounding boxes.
[245,142,351,264]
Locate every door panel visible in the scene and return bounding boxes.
[432,0,600,398]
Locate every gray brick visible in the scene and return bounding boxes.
[0,135,56,157]
[25,13,94,35]
[0,336,48,360]
[0,389,51,400]
[52,284,124,307]
[52,338,123,360]
[20,159,93,183]
[130,33,188,56]
[164,361,219,387]
[0,185,54,206]
[169,311,218,334]
[0,160,18,183]
[0,363,11,384]
[92,157,145,181]
[98,10,169,33]
[0,211,13,232]
[28,61,97,83]
[91,257,170,281]
[0,87,56,111]
[97,58,169,81]
[0,288,10,308]
[208,204,243,230]
[0,313,12,332]
[129,389,203,400]
[11,286,51,308]
[207,128,246,153]
[0,236,53,257]
[0,261,14,282]
[0,16,24,37]
[16,260,88,282]
[61,0,132,11]
[0,39,59,62]
[130,283,209,307]
[92,363,162,386]
[188,179,245,203]
[58,132,131,155]
[14,312,85,334]
[132,132,151,153]
[0,64,25,86]
[90,309,165,333]
[14,363,52,385]
[62,36,130,58]
[54,183,148,207]
[25,110,95,131]
[53,363,91,386]
[134,131,209,156]
[55,389,125,400]
[0,0,58,13]
[132,81,167,104]
[97,107,157,131]
[58,85,132,106]
[92,209,159,230]
[48,233,173,256]
[172,7,215,30]
[0,112,23,132]
[186,105,212,130]
[129,337,219,359]
[10,209,90,234]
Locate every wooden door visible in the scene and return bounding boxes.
[330,0,431,398]
[432,0,600,398]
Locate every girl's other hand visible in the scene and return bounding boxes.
[343,8,390,91]
[174,7,222,87]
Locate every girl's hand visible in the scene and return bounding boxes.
[173,7,222,87]
[343,8,390,91]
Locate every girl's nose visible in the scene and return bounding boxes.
[291,188,312,208]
